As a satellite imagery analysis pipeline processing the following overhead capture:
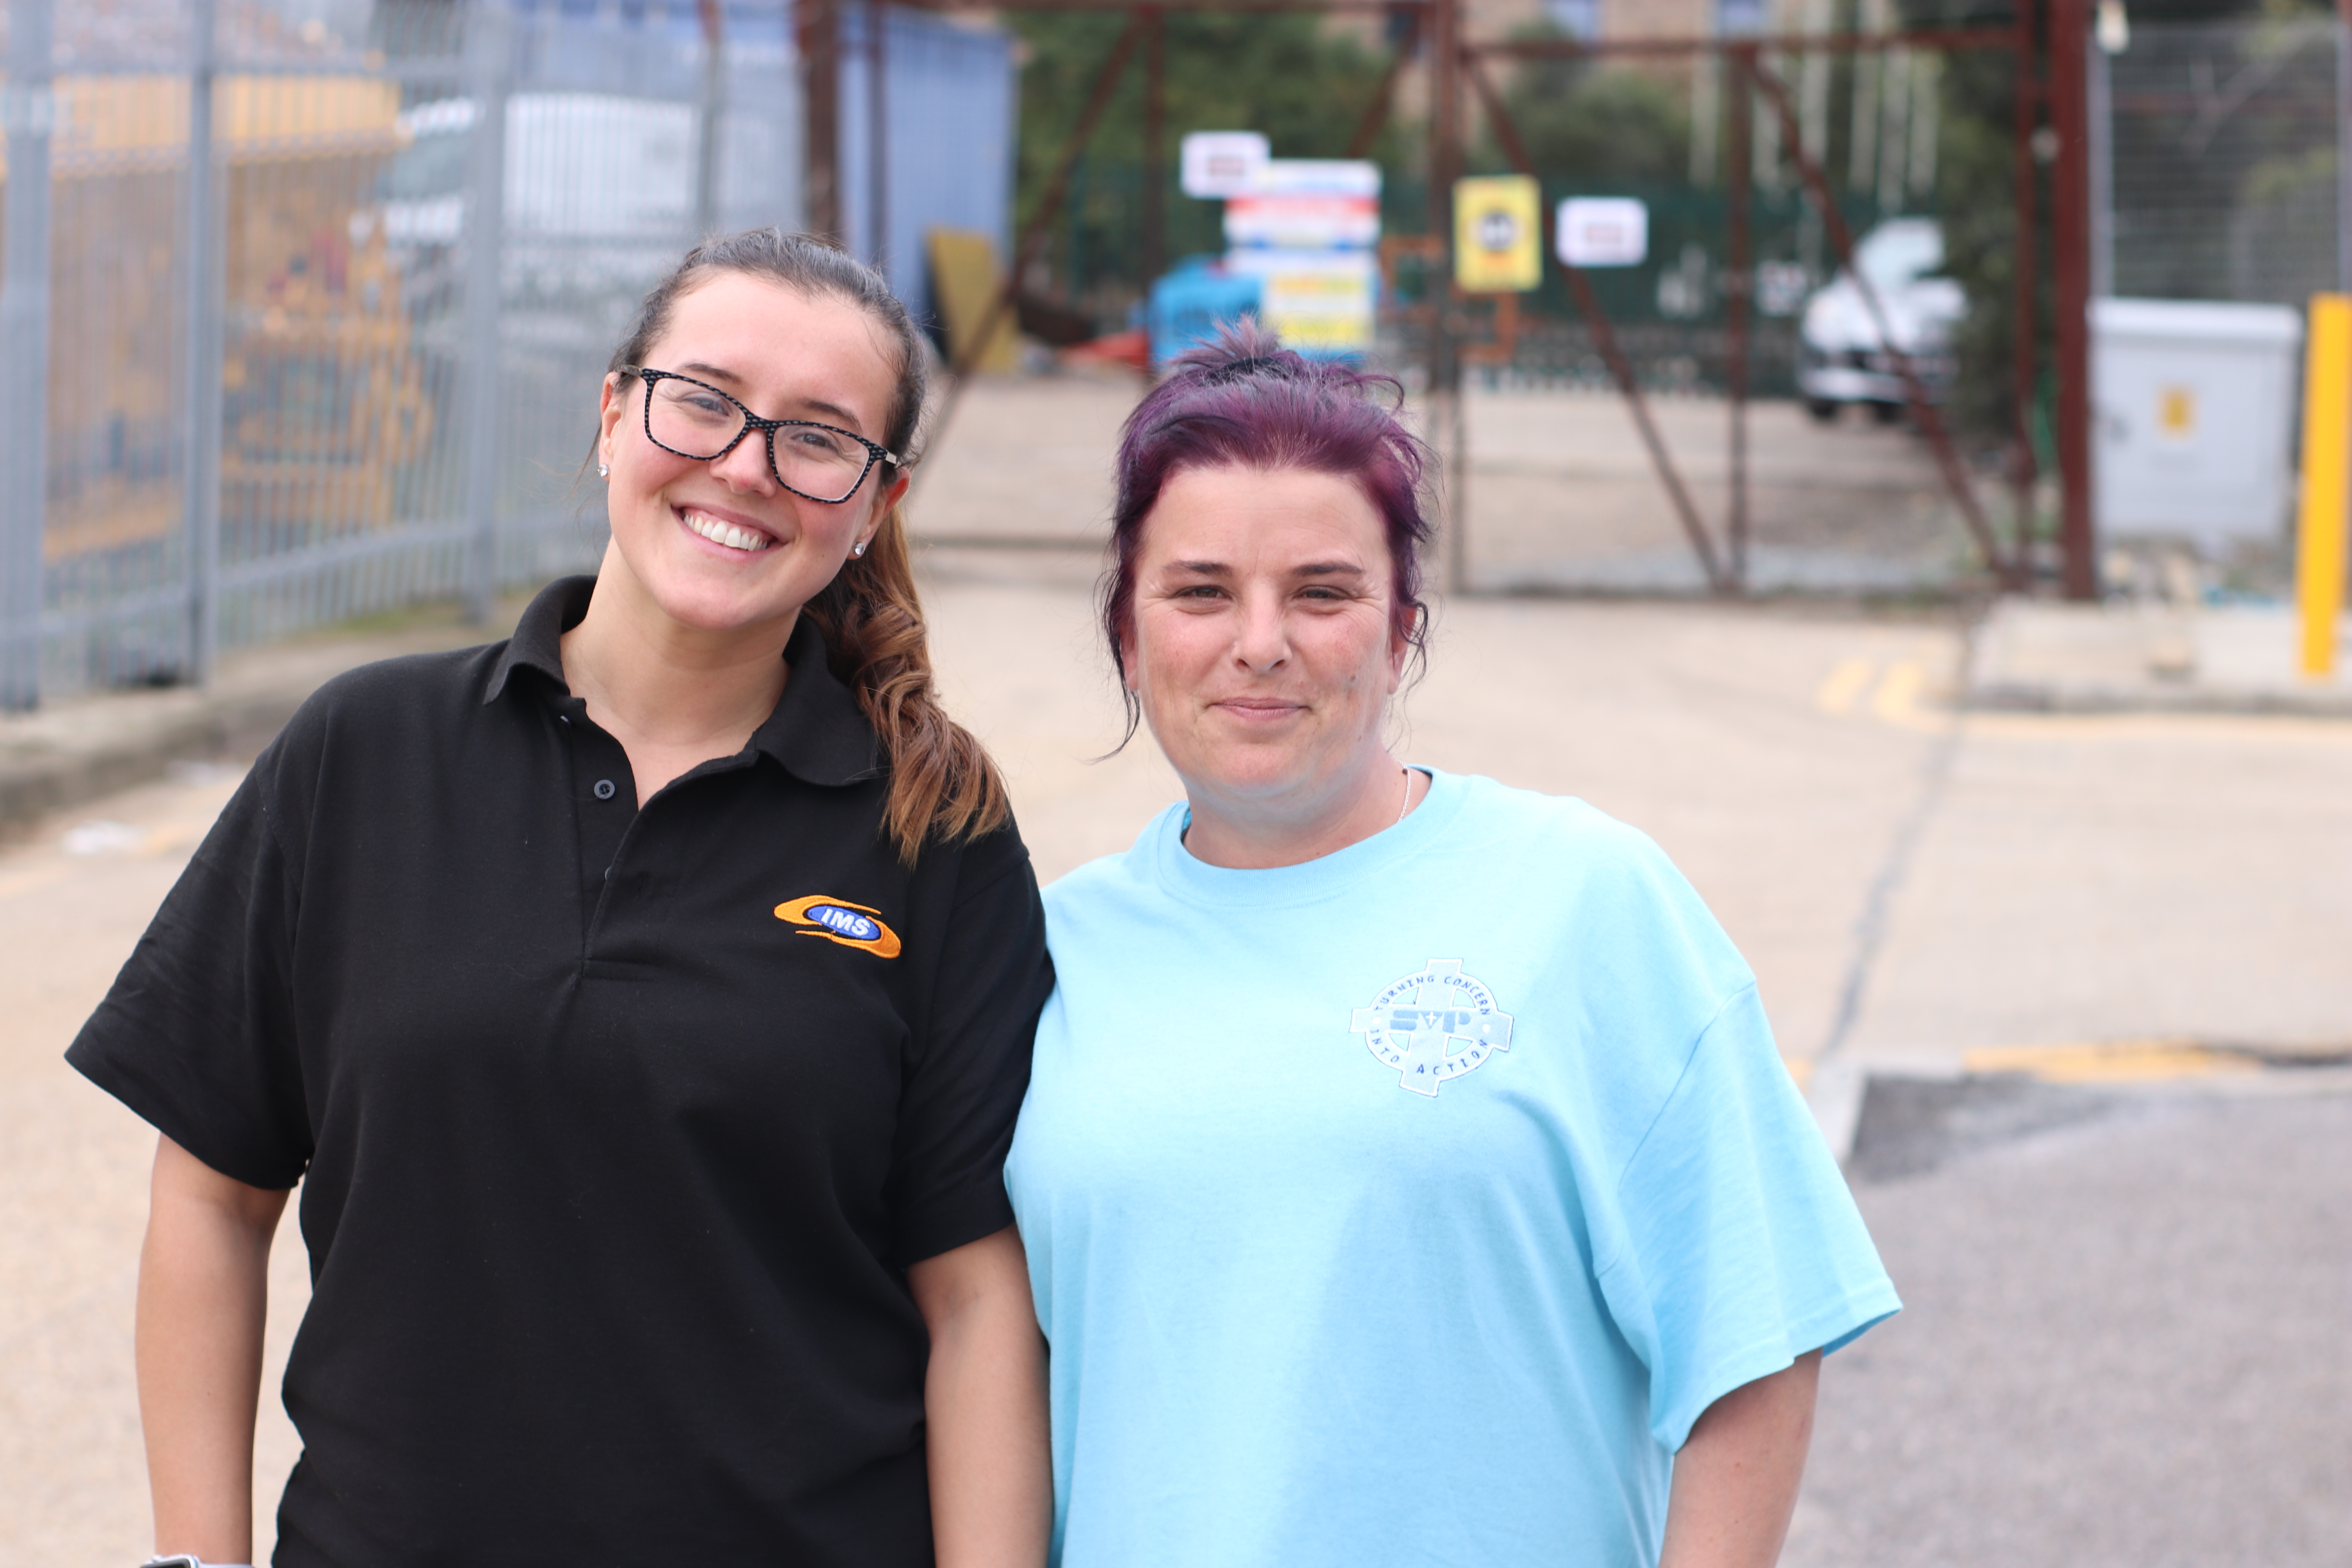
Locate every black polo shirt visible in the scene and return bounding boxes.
[68,576,1053,1566]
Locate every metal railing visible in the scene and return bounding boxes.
[0,0,805,706]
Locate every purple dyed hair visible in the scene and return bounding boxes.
[1100,320,1436,745]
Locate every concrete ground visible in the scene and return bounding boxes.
[5,571,2346,1562]
[1793,1081,2352,1568]
[1971,597,2352,717]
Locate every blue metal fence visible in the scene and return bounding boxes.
[838,3,1017,336]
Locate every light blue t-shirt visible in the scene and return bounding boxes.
[1005,769,1899,1568]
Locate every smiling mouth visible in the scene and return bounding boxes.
[681,508,777,554]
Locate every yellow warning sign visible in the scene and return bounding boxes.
[2158,383,2197,438]
[1453,175,1542,294]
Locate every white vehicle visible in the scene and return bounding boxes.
[1797,218,1964,422]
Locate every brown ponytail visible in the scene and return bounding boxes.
[607,229,1007,864]
[801,499,1008,862]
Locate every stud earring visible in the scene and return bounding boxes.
[597,461,610,478]
[851,539,869,558]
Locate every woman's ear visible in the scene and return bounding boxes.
[1387,606,1416,691]
[875,468,912,521]
[596,372,625,470]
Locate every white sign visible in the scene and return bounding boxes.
[1245,158,1381,198]
[1181,131,1270,199]
[1556,197,1649,268]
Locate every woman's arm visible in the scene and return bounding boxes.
[907,1224,1051,1568]
[1658,1350,1822,1568]
[136,1134,290,1565]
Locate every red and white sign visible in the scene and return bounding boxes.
[1223,159,1383,252]
[1223,196,1380,250]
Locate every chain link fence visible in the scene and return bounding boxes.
[0,0,1012,706]
[2101,15,2344,309]
[7,0,781,702]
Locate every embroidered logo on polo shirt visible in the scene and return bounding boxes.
[774,895,902,958]
[1350,959,1514,1097]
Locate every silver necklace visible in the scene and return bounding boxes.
[1396,766,1414,824]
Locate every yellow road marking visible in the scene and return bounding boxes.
[1871,660,1928,725]
[1813,658,1875,715]
[1962,1040,2260,1083]
[1814,654,1960,734]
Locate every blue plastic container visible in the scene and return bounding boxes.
[1148,257,1262,370]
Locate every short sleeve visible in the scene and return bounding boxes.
[64,757,312,1190]
[1593,985,1900,1453]
[887,829,1054,1264]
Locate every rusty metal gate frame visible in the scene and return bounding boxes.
[823,0,2097,598]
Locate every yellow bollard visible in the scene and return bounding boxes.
[2296,293,2351,677]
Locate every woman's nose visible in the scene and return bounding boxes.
[1233,596,1289,671]
[710,431,779,494]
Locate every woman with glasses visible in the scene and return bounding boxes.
[70,230,1051,1568]
[1004,327,1899,1568]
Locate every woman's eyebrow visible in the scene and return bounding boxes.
[791,397,865,430]
[1161,559,1367,578]
[673,360,867,432]
[675,358,744,386]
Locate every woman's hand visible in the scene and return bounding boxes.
[136,1134,289,1565]
[1658,1350,1822,1568]
[907,1225,1051,1568]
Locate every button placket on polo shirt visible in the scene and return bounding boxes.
[556,694,640,947]
[581,731,778,963]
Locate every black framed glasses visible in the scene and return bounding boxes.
[622,365,902,505]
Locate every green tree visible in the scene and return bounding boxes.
[1922,33,2034,446]
[1483,49,1691,184]
[1006,12,1402,315]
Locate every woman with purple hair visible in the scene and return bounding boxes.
[1004,325,1898,1568]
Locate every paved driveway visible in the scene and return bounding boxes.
[1792,1079,2351,1568]
[5,577,2347,1562]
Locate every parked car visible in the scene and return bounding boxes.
[1797,218,1963,422]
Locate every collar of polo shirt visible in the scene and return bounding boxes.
[484,575,880,788]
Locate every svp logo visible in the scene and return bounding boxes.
[774,895,902,958]
[1349,959,1513,1096]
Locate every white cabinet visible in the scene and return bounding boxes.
[2092,297,2305,552]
